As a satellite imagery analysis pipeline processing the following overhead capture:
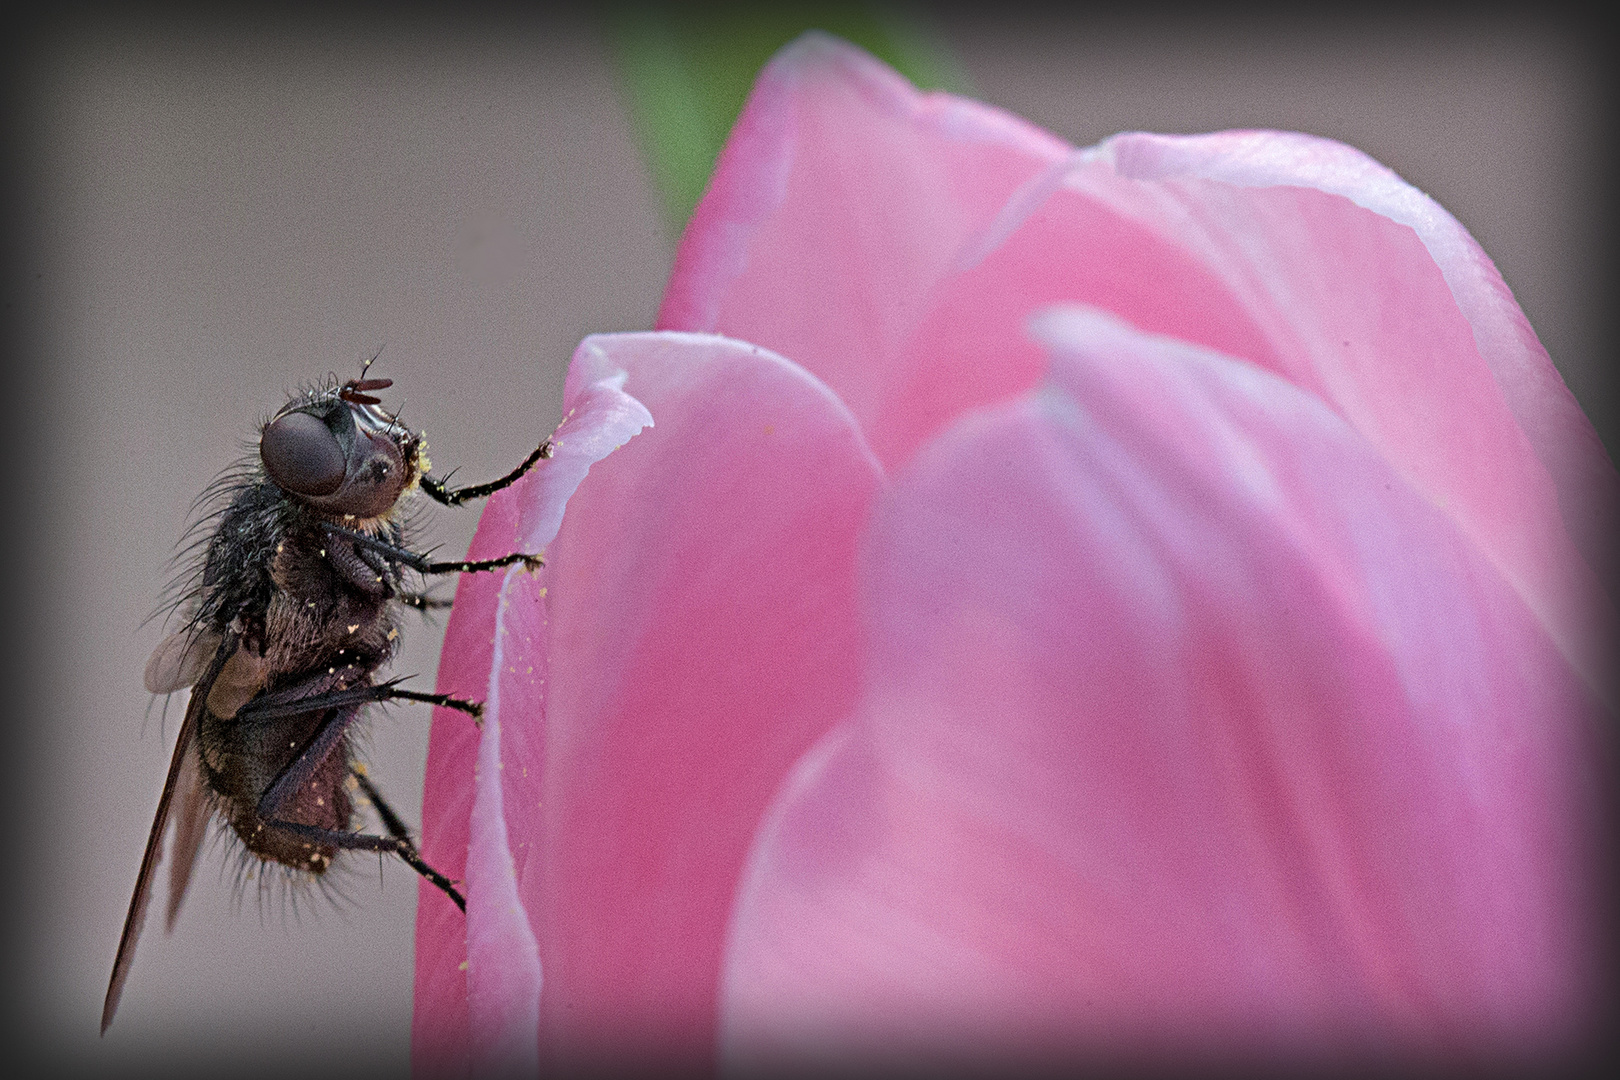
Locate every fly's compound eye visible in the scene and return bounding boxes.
[261,411,346,496]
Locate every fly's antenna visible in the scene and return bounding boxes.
[359,343,385,382]
[339,380,392,405]
[340,346,393,405]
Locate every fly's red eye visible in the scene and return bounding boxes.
[260,412,346,496]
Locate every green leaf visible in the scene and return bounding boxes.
[609,4,969,233]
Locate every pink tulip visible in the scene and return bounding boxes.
[411,34,1611,1075]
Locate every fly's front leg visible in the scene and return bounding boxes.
[421,439,553,507]
[324,540,390,596]
[420,551,541,575]
[322,522,542,576]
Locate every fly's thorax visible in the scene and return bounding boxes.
[262,532,396,675]
[262,585,397,676]
[190,481,288,639]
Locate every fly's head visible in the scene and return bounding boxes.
[259,375,425,522]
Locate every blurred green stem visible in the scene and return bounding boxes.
[608,4,969,234]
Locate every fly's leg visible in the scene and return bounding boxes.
[234,676,483,727]
[350,770,463,908]
[252,705,465,910]
[386,687,483,721]
[353,770,412,843]
[421,440,553,507]
[255,703,366,820]
[420,551,540,576]
[265,819,465,911]
[321,522,542,577]
[397,591,453,613]
[234,674,390,724]
[253,688,479,819]
[325,539,390,596]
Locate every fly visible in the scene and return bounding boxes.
[101,359,550,1032]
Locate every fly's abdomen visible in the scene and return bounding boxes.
[234,734,354,873]
[200,687,360,874]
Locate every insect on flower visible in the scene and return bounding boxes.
[102,358,551,1032]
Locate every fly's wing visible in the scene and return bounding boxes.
[102,629,237,1034]
[144,626,223,695]
[164,736,211,933]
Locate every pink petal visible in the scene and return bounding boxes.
[720,308,1598,1071]
[930,131,1612,691]
[657,32,1068,470]
[1103,130,1618,587]
[412,355,653,1076]
[662,34,1610,692]
[458,332,883,1069]
[461,564,545,1074]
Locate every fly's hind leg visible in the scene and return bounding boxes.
[421,439,553,507]
[249,699,465,910]
[255,701,367,826]
[352,770,413,845]
[266,816,465,912]
[349,770,462,907]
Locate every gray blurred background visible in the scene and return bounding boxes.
[4,6,1608,1075]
